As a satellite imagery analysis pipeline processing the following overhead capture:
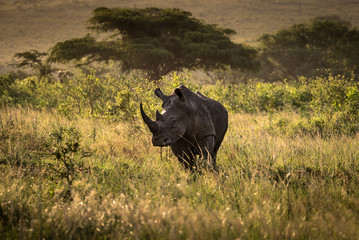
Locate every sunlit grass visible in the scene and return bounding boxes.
[1,106,359,239]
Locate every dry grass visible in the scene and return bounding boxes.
[1,106,359,239]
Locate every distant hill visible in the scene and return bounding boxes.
[1,0,359,74]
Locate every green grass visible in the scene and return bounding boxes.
[1,105,359,239]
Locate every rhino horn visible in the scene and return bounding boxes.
[155,88,168,102]
[156,110,165,121]
[140,103,159,133]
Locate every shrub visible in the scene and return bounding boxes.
[1,71,358,135]
[47,126,91,190]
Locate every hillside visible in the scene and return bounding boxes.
[1,0,359,73]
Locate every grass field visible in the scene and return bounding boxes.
[1,1,359,237]
[1,72,359,239]
[1,106,359,239]
[2,0,359,73]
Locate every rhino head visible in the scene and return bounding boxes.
[140,86,195,147]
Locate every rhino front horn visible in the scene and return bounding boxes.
[140,103,159,133]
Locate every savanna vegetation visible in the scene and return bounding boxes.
[258,15,359,82]
[1,1,359,239]
[1,69,359,239]
[49,7,259,81]
[2,0,359,74]
[11,9,359,83]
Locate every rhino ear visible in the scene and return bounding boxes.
[174,88,184,100]
[155,88,167,101]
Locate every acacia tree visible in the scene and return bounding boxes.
[14,50,55,79]
[49,7,259,80]
[258,15,359,81]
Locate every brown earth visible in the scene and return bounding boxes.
[1,0,359,73]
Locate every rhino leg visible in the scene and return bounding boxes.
[178,154,195,170]
[198,136,217,170]
[170,145,196,170]
[170,136,217,171]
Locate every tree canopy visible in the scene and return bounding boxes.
[14,49,55,79]
[258,15,359,81]
[49,7,259,80]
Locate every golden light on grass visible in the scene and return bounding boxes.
[1,104,359,239]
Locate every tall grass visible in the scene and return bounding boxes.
[1,105,359,239]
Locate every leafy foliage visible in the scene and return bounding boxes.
[258,15,359,81]
[49,35,122,64]
[48,126,90,189]
[49,7,259,80]
[0,74,16,104]
[1,70,358,136]
[14,49,56,79]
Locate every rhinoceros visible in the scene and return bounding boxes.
[140,85,228,170]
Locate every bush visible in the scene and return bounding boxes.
[264,74,359,136]
[0,74,31,105]
[1,71,358,136]
[48,126,88,187]
[1,73,359,239]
